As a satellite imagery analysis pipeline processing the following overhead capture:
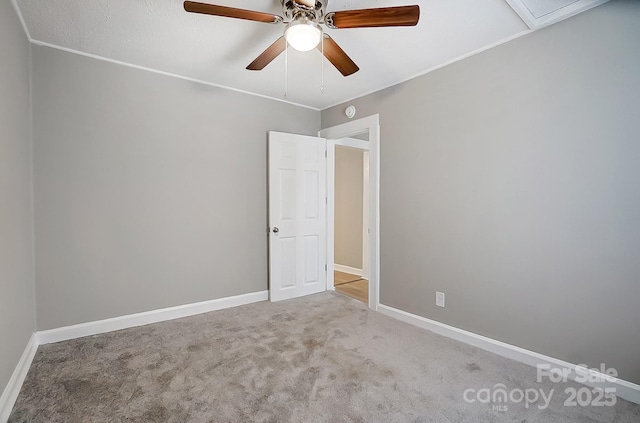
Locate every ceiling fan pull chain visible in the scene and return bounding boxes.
[284,41,289,98]
[320,34,325,94]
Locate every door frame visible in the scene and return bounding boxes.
[319,114,380,311]
[331,141,369,279]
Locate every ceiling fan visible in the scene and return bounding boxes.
[184,0,420,77]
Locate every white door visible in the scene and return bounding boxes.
[269,131,327,301]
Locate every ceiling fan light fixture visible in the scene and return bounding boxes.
[284,18,322,52]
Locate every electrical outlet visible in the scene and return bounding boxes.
[436,291,445,307]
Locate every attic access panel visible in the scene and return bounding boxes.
[505,0,609,29]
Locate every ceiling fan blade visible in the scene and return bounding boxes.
[326,5,420,29]
[246,37,287,71]
[317,36,359,77]
[184,1,282,24]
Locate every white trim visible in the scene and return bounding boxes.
[377,304,640,405]
[504,0,609,30]
[320,114,380,311]
[9,0,32,41]
[320,31,531,110]
[333,138,370,150]
[330,137,370,283]
[0,334,38,422]
[0,291,268,420]
[29,41,319,112]
[14,3,531,112]
[325,142,336,291]
[13,5,531,113]
[333,264,363,277]
[362,151,370,280]
[37,291,268,345]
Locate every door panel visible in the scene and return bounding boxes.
[269,131,327,301]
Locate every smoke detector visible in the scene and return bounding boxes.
[345,105,356,119]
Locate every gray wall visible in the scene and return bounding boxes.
[0,1,35,395]
[33,46,320,330]
[334,146,363,269]
[322,0,640,384]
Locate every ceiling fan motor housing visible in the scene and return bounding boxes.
[282,0,326,22]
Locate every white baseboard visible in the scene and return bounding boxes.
[334,264,363,277]
[1,291,268,421]
[0,334,39,423]
[377,304,640,405]
[37,290,268,345]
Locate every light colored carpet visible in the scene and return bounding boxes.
[9,292,640,422]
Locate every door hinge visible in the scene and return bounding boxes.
[325,197,327,204]
[325,149,327,158]
[325,264,327,271]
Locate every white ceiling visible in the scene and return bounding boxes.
[15,0,534,109]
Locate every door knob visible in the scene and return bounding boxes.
[273,227,279,233]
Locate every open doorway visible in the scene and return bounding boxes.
[333,145,369,304]
[320,114,380,310]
